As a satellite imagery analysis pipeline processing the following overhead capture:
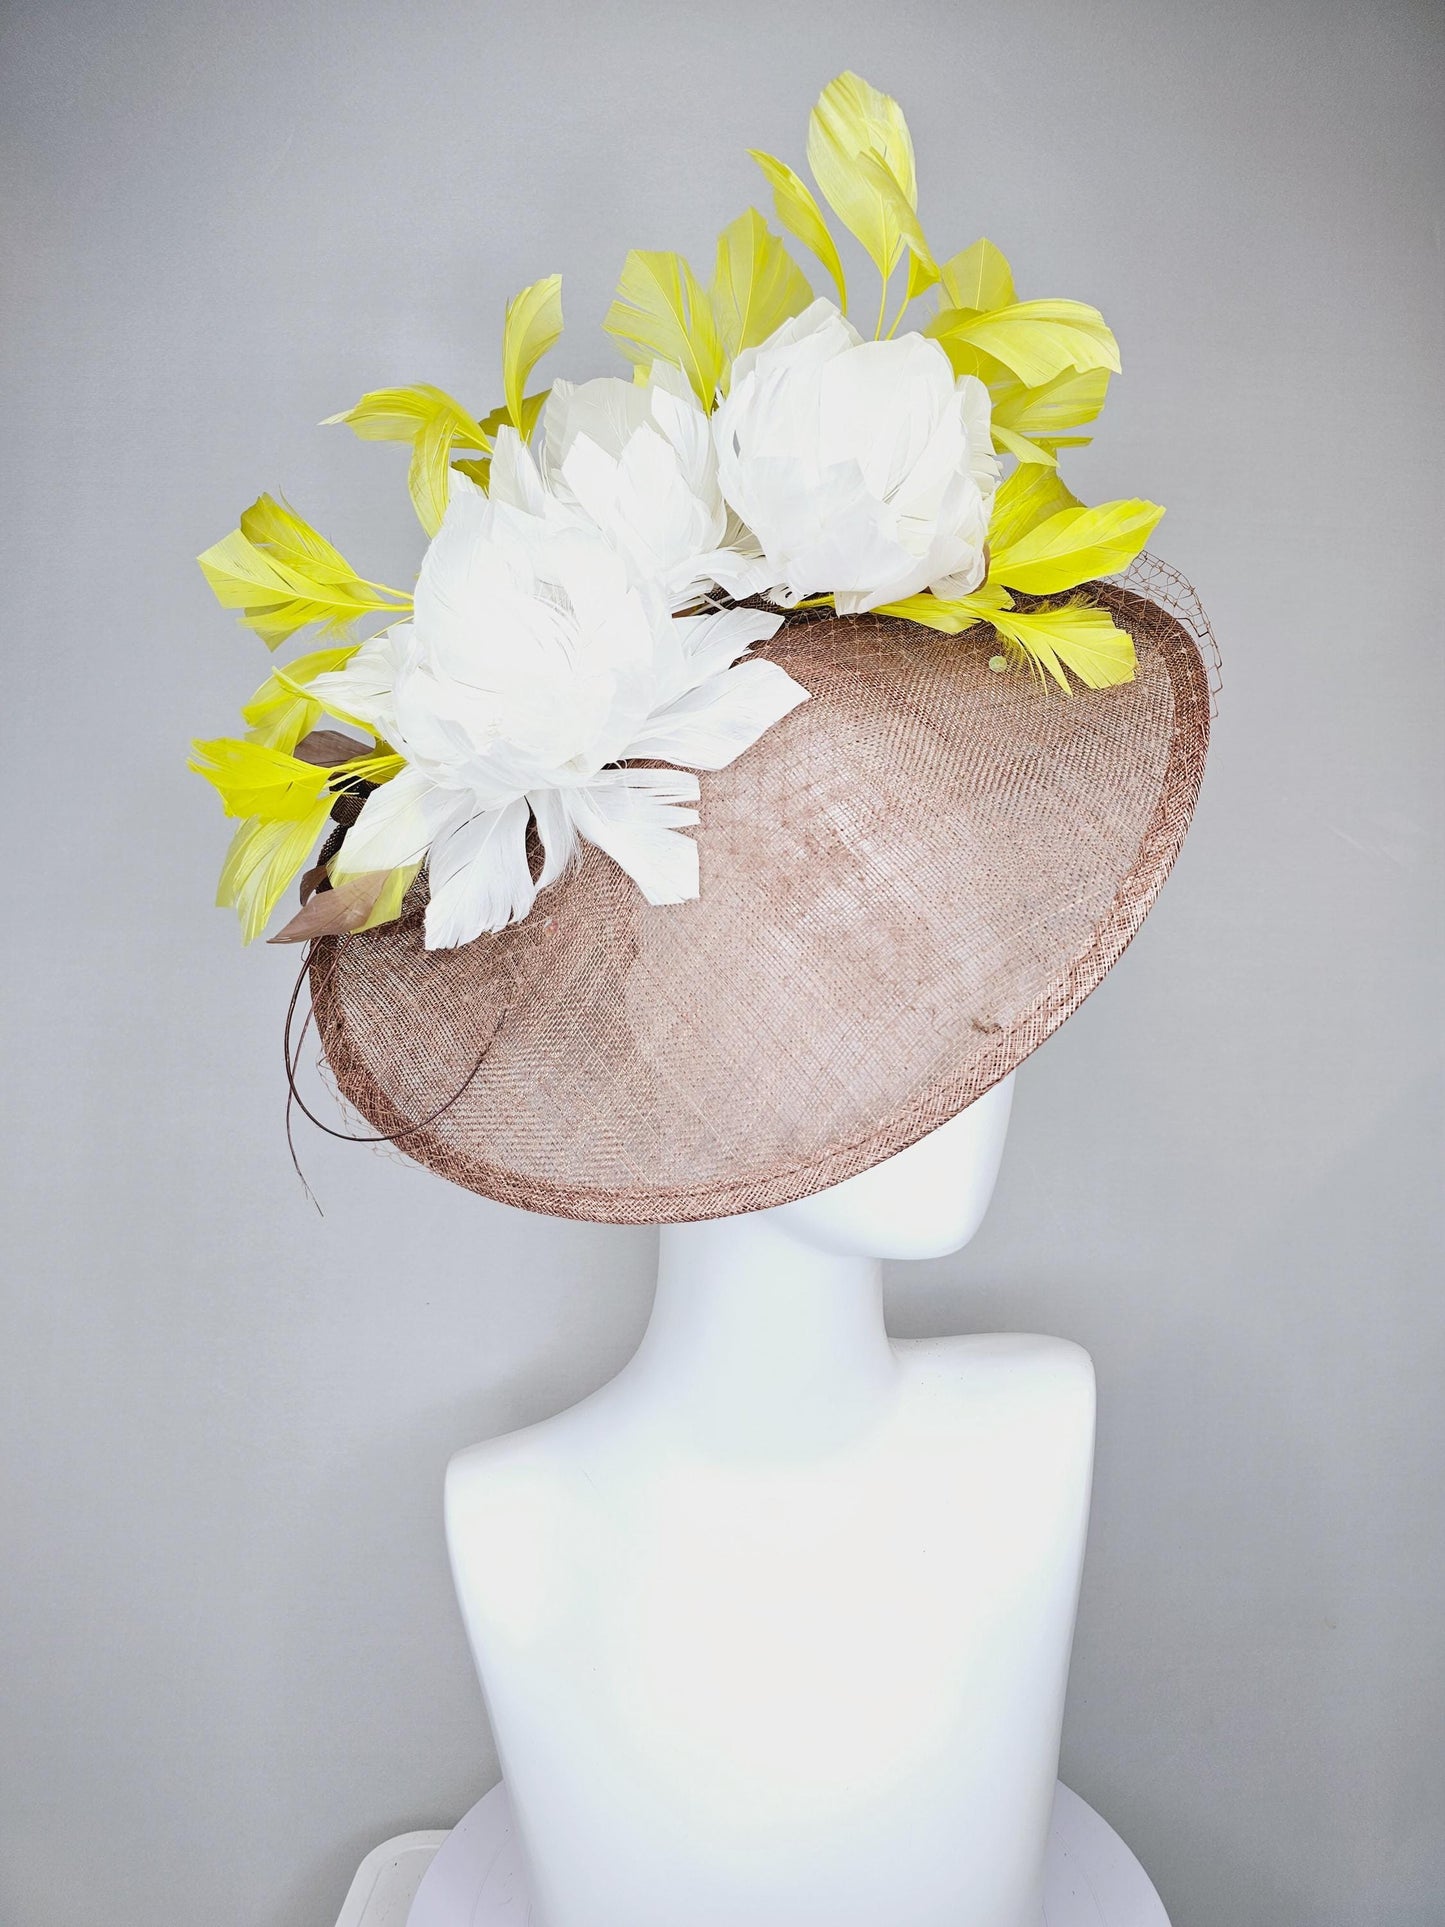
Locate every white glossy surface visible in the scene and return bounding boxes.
[443,1076,1098,1926]
[335,1833,448,1927]
[385,1781,1169,1927]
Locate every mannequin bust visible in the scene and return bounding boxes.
[443,1073,1095,1927]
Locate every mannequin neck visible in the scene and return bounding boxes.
[618,1215,897,1448]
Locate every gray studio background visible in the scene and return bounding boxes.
[2,2,1441,1923]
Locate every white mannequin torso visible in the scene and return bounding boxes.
[444,1077,1096,1927]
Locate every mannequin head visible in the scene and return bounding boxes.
[765,1075,1014,1262]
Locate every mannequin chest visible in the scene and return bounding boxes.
[446,1333,1094,1783]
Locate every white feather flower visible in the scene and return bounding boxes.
[309,475,806,950]
[712,298,1000,615]
[490,367,770,605]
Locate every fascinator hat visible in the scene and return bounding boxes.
[192,73,1215,1222]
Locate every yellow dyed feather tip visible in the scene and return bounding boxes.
[502,276,564,432]
[806,72,919,284]
[604,250,724,406]
[748,150,847,311]
[325,385,493,535]
[710,211,812,367]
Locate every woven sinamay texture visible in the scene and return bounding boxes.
[310,556,1215,1222]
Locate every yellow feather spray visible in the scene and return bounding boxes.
[197,497,410,651]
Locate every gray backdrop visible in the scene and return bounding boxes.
[2,1,1440,1922]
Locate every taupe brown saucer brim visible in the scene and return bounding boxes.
[311,559,1213,1223]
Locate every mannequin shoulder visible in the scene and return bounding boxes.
[895,1332,1095,1435]
[444,1395,633,1553]
[444,1422,603,1630]
[445,1418,580,1533]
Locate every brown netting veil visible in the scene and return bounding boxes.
[309,559,1214,1223]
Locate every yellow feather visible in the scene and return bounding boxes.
[989,498,1164,596]
[989,367,1111,466]
[324,385,492,535]
[876,581,1132,688]
[905,248,937,304]
[237,495,353,578]
[451,455,492,491]
[874,583,1012,632]
[806,72,918,283]
[444,393,550,497]
[408,413,460,536]
[604,250,724,406]
[483,391,549,441]
[216,814,332,944]
[985,602,1137,692]
[197,498,410,651]
[877,581,1134,692]
[855,152,937,315]
[333,749,404,787]
[200,736,409,936]
[938,238,1016,313]
[710,211,812,368]
[189,738,332,821]
[987,465,1083,551]
[990,424,1058,467]
[502,275,563,432]
[748,149,846,310]
[926,336,1013,384]
[355,861,419,932]
[242,644,360,750]
[928,299,1120,388]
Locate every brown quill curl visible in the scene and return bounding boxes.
[276,723,501,1173]
[281,941,503,1213]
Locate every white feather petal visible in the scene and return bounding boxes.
[307,624,412,739]
[568,769,701,906]
[712,302,994,614]
[672,605,786,687]
[528,787,580,889]
[487,425,551,516]
[422,796,536,948]
[625,658,808,770]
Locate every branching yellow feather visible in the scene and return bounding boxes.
[198,498,411,651]
[242,645,361,750]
